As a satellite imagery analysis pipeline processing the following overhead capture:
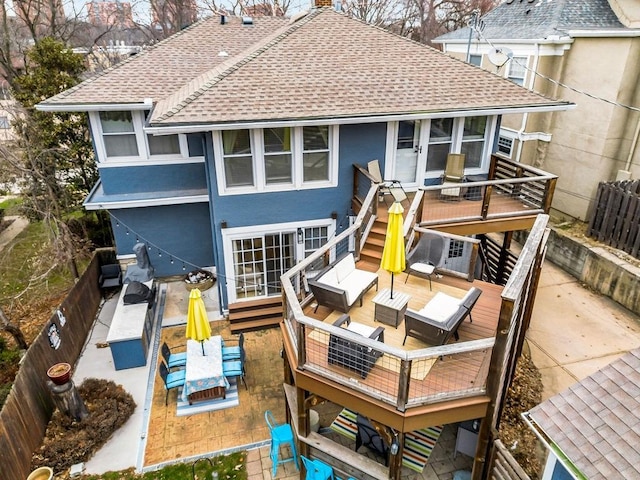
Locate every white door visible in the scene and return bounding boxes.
[387,120,428,188]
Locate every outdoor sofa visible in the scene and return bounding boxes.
[403,287,482,346]
[308,253,378,313]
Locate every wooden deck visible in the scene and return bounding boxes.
[301,268,502,406]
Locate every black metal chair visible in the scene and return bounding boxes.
[355,414,389,466]
[223,337,247,389]
[158,360,186,405]
[222,333,244,361]
[160,342,186,370]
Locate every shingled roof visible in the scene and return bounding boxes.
[40,8,571,126]
[526,348,640,480]
[436,0,626,42]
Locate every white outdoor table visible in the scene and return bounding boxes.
[182,336,230,404]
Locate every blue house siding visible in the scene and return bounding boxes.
[100,163,207,195]
[205,122,388,308]
[111,203,214,277]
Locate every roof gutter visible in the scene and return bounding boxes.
[36,98,153,112]
[521,412,586,480]
[145,103,575,135]
[568,29,640,38]
[433,37,573,46]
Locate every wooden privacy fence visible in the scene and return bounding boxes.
[588,180,640,258]
[487,439,531,480]
[0,252,107,480]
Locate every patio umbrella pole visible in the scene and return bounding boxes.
[390,273,394,299]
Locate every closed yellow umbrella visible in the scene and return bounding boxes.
[380,201,406,299]
[186,288,211,355]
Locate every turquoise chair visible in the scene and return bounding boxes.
[265,410,299,477]
[221,333,244,361]
[161,342,186,369]
[158,361,185,405]
[300,455,334,480]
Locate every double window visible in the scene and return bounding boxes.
[92,110,202,163]
[214,125,338,194]
[424,116,492,173]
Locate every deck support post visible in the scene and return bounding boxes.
[388,431,405,480]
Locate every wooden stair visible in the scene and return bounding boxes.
[228,297,283,333]
[359,216,387,268]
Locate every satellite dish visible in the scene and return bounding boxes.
[487,47,514,68]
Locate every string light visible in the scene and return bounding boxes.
[106,210,351,290]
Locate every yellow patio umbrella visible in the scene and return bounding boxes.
[380,201,406,299]
[186,288,211,355]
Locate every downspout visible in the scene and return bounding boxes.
[515,43,541,163]
[624,114,640,173]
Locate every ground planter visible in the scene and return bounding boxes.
[27,466,53,480]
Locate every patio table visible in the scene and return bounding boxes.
[182,336,230,404]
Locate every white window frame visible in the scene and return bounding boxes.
[213,125,339,195]
[387,116,496,184]
[89,110,198,166]
[507,56,528,86]
[222,218,336,303]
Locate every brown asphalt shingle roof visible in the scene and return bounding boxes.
[41,8,570,126]
[528,348,640,480]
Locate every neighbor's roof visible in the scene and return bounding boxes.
[40,8,571,126]
[527,347,640,480]
[435,0,626,42]
[40,15,290,106]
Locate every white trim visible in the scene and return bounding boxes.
[213,125,339,196]
[443,41,572,57]
[90,110,194,164]
[567,29,640,38]
[36,100,153,112]
[500,126,552,143]
[96,157,205,168]
[143,104,574,135]
[222,218,336,303]
[84,194,209,210]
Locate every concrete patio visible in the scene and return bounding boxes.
[70,259,640,479]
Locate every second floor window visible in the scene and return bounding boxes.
[508,56,527,86]
[214,125,338,194]
[99,111,139,157]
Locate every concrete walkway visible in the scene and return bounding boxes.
[0,215,28,251]
[527,261,640,400]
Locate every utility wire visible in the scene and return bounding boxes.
[475,29,640,113]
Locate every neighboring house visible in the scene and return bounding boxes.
[523,347,640,480]
[434,0,640,222]
[37,5,571,312]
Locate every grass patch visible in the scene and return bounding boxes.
[0,221,73,300]
[0,196,23,215]
[80,452,247,479]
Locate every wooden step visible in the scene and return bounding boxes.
[228,297,283,333]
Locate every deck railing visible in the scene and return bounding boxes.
[416,154,556,228]
[291,314,494,411]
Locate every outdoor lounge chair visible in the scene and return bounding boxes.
[328,314,385,379]
[404,231,448,290]
[98,264,122,292]
[403,287,482,346]
[367,159,407,206]
[440,153,466,200]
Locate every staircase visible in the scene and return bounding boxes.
[359,216,387,270]
[228,296,283,333]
